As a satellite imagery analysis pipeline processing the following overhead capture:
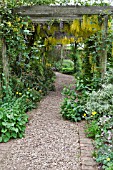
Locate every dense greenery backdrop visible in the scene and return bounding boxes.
[1,1,113,169]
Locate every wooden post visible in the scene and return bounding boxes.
[101,15,108,78]
[2,38,9,88]
[74,41,77,73]
[61,44,64,66]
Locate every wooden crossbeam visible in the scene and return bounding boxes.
[13,5,113,23]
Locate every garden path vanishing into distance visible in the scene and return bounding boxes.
[0,72,98,170]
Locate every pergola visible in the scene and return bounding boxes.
[2,5,113,87]
[13,5,113,23]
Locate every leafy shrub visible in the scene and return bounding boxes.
[61,68,113,170]
[85,120,101,139]
[84,83,113,170]
[93,116,113,170]
[0,96,28,143]
[61,86,87,121]
[85,84,113,118]
[55,59,74,74]
[61,59,74,74]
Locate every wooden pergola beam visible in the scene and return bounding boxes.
[13,5,113,23]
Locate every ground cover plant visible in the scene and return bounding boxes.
[61,68,113,170]
[84,72,113,170]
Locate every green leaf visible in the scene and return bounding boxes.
[0,108,4,111]
[11,132,17,138]
[0,137,2,142]
[3,136,10,143]
[11,127,18,133]
[6,132,11,138]
[1,128,7,133]
[6,113,14,119]
[2,86,6,90]
[18,133,23,138]
[23,30,30,34]
[2,122,15,128]
[2,122,8,126]
[0,112,3,119]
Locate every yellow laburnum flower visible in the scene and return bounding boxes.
[32,25,35,32]
[83,113,86,117]
[46,63,51,67]
[61,36,69,45]
[7,22,11,26]
[13,28,18,32]
[16,17,20,22]
[92,111,97,116]
[106,158,110,161]
[44,39,48,46]
[37,24,40,34]
[34,42,37,46]
[16,92,19,94]
[70,37,75,43]
[19,93,22,96]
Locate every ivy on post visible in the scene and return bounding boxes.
[2,38,9,89]
[101,15,108,78]
[0,15,1,96]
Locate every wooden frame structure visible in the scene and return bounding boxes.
[2,5,113,88]
[13,5,113,23]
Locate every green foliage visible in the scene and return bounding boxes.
[73,29,113,91]
[61,68,113,170]
[55,59,74,74]
[0,96,28,143]
[1,0,56,143]
[61,86,87,121]
[85,84,113,118]
[85,120,101,139]
[84,72,113,170]
[61,59,74,74]
[1,0,56,8]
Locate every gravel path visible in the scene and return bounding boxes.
[0,72,97,170]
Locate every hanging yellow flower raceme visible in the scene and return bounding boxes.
[44,38,48,46]
[89,55,93,65]
[69,37,75,43]
[48,37,57,45]
[16,17,20,22]
[61,36,70,45]
[77,37,83,43]
[7,22,12,27]
[63,24,70,33]
[37,24,40,34]
[81,15,87,31]
[70,19,81,37]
